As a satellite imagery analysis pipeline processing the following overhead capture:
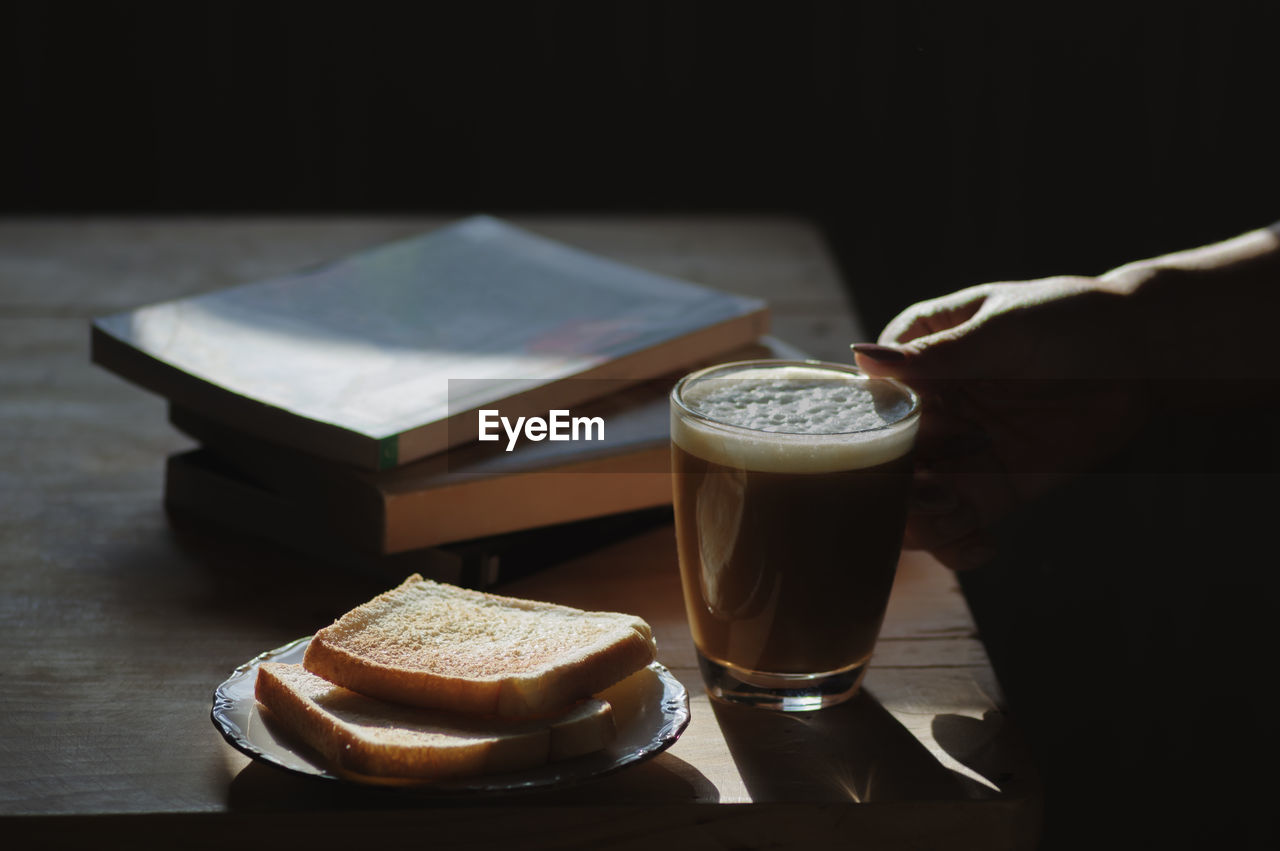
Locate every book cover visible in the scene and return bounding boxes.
[92,216,769,470]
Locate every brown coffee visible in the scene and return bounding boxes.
[670,362,919,689]
[672,444,913,675]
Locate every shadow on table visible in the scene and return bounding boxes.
[711,689,970,802]
[931,709,1038,801]
[225,749,717,811]
[165,506,395,633]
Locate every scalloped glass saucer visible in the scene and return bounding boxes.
[211,636,690,794]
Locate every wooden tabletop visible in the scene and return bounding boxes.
[0,216,1039,849]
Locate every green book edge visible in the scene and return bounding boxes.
[377,436,399,470]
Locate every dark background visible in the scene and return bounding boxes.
[5,0,1278,333]
[6,2,1277,848]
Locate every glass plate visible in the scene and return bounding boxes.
[211,636,691,794]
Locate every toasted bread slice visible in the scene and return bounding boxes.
[255,663,615,781]
[302,574,657,716]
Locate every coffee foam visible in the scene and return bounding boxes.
[672,365,918,473]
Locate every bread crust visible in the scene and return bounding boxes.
[255,663,615,781]
[302,574,657,716]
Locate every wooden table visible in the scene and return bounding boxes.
[0,217,1039,849]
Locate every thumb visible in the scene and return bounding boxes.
[853,286,993,379]
[851,331,971,380]
[851,342,909,376]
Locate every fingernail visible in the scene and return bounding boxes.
[851,343,906,362]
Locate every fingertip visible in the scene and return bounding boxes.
[852,342,908,376]
[853,339,944,380]
[850,342,907,362]
[853,354,886,376]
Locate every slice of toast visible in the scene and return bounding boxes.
[255,663,616,781]
[302,574,657,716]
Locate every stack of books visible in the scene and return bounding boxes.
[92,216,784,587]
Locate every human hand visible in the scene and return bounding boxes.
[853,275,1152,570]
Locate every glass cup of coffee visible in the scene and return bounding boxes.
[670,359,920,711]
